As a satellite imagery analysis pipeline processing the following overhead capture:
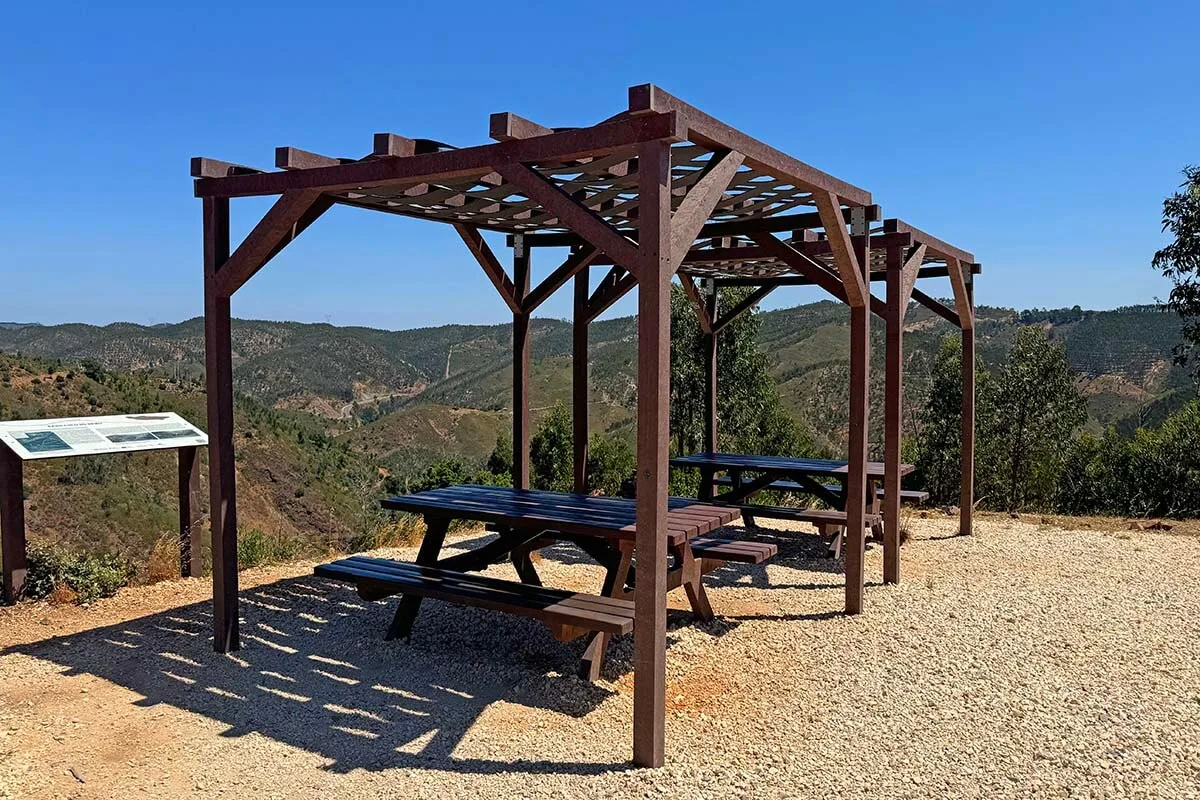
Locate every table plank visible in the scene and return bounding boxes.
[670,452,914,478]
[381,485,738,544]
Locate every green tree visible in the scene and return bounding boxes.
[982,326,1086,512]
[1153,165,1200,369]
[912,335,990,505]
[530,402,573,492]
[669,284,814,458]
[586,433,636,497]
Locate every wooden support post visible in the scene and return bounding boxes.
[573,269,589,494]
[883,249,904,585]
[960,274,976,536]
[0,447,27,603]
[178,445,201,578]
[203,196,240,653]
[632,138,671,769]
[843,207,871,615]
[699,284,718,502]
[512,237,532,489]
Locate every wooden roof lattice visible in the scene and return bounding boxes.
[192,84,977,289]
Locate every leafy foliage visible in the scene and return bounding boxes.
[1153,165,1200,369]
[979,326,1086,511]
[23,546,134,604]
[530,402,574,492]
[669,285,816,458]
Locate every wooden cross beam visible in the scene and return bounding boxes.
[812,191,867,306]
[523,246,600,312]
[712,285,774,334]
[678,274,712,333]
[453,224,521,314]
[213,189,333,297]
[496,163,642,276]
[911,287,961,326]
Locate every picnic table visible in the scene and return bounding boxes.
[317,484,774,680]
[669,452,920,555]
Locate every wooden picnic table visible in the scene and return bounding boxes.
[378,484,744,679]
[670,453,917,555]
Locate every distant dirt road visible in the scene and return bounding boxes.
[1,515,1198,799]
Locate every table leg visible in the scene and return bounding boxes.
[578,540,634,681]
[386,516,450,641]
[868,478,884,541]
[699,466,715,502]
[679,542,713,622]
[510,541,543,586]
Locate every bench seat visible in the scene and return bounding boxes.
[316,555,635,637]
[690,535,778,565]
[712,476,929,504]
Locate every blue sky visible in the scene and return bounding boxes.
[0,1,1195,329]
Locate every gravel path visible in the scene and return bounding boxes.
[1,514,1198,799]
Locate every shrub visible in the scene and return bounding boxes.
[237,528,299,570]
[57,456,115,485]
[586,434,636,497]
[24,546,134,604]
[530,403,573,492]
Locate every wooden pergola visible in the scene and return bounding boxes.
[192,84,977,767]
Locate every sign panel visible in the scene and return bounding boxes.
[0,413,208,461]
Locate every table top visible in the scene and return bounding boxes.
[382,484,740,545]
[669,452,915,478]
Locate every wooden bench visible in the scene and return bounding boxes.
[713,476,929,504]
[315,556,635,669]
[690,534,777,566]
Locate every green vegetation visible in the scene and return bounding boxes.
[1153,165,1200,371]
[23,545,134,604]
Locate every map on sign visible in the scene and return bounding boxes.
[0,413,208,461]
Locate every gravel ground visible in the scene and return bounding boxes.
[1,514,1198,799]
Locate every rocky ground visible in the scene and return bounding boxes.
[1,513,1198,799]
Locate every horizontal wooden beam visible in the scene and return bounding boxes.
[194,112,684,198]
[506,205,882,249]
[883,219,975,265]
[490,112,554,142]
[712,285,774,334]
[523,246,599,312]
[190,158,263,178]
[275,147,352,170]
[709,262,981,287]
[911,287,961,327]
[628,83,872,207]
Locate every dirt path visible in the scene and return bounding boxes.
[1,516,1198,799]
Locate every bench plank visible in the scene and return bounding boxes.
[317,556,635,635]
[691,535,777,565]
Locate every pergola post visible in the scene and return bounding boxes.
[632,138,672,769]
[512,238,532,489]
[202,196,239,653]
[883,250,904,584]
[178,445,202,578]
[960,270,976,535]
[0,446,27,603]
[572,269,589,494]
[700,285,718,500]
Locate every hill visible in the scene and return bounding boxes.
[2,301,1193,467]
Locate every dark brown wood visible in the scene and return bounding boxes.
[213,189,328,297]
[711,284,774,334]
[814,191,867,306]
[203,196,239,653]
[883,218,976,265]
[669,150,745,259]
[177,446,201,578]
[628,84,872,207]
[633,138,671,769]
[840,207,871,614]
[690,535,778,565]
[524,245,598,312]
[711,260,979,288]
[196,111,684,198]
[275,147,349,170]
[496,163,641,275]
[678,274,712,333]
[584,267,637,323]
[454,224,521,314]
[513,243,532,490]
[910,287,962,326]
[703,286,718,459]
[573,270,589,494]
[489,112,554,142]
[0,447,26,603]
[511,205,882,249]
[883,248,904,586]
[960,274,976,536]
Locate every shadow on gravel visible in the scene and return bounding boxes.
[1,575,649,776]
